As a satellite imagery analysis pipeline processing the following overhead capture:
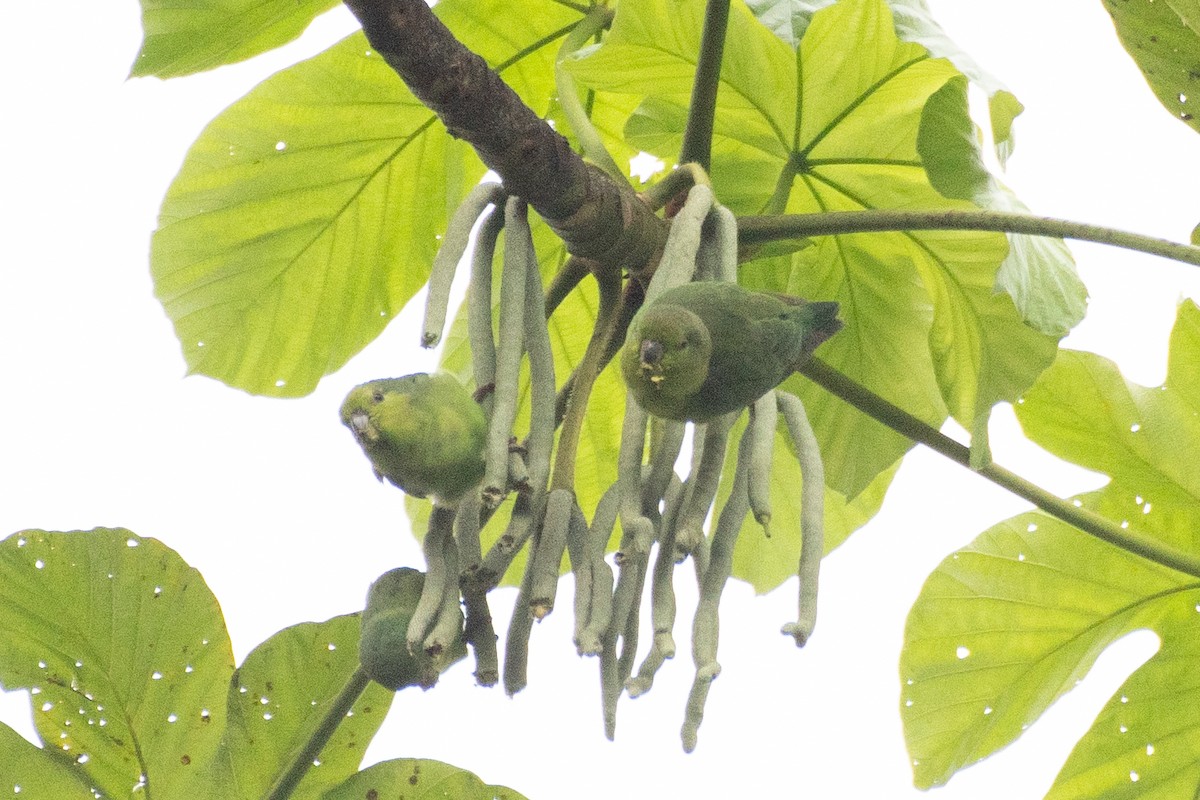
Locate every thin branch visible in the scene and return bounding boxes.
[264,668,373,800]
[679,0,731,170]
[798,359,1200,580]
[551,270,624,491]
[738,210,1200,267]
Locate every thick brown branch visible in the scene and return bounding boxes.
[343,0,668,276]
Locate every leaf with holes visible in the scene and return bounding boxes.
[152,0,580,397]
[208,615,394,800]
[0,528,234,799]
[323,758,529,800]
[1102,0,1200,134]
[0,722,97,798]
[131,0,340,79]
[901,299,1200,792]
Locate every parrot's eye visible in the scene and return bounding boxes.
[372,389,385,403]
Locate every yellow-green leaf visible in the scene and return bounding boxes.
[0,529,234,799]
[1103,0,1200,134]
[131,0,339,78]
[323,758,528,800]
[901,299,1200,791]
[152,0,579,397]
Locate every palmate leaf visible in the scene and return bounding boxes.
[901,299,1200,794]
[744,0,1025,162]
[569,0,1062,502]
[0,529,235,799]
[131,0,339,79]
[152,0,580,397]
[1102,0,1200,135]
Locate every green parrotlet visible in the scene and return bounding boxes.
[621,282,842,422]
[340,372,487,503]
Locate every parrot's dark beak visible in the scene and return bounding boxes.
[639,340,666,385]
[640,340,664,367]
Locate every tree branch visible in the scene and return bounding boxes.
[679,0,730,170]
[342,0,668,276]
[799,359,1200,579]
[739,209,1200,267]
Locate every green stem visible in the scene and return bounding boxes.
[680,0,731,170]
[798,360,1200,579]
[641,163,712,212]
[264,667,372,800]
[556,6,622,180]
[551,270,623,490]
[738,210,1200,267]
[544,255,589,319]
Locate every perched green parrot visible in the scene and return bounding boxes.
[340,372,487,503]
[621,282,842,422]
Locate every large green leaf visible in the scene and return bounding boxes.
[1103,0,1200,135]
[207,615,394,800]
[744,0,1024,160]
[323,758,528,800]
[572,0,1061,498]
[0,722,97,799]
[131,0,339,79]
[901,299,1200,792]
[152,0,580,397]
[0,529,235,799]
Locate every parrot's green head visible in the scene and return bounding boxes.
[339,381,395,447]
[622,303,713,403]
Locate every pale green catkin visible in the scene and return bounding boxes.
[423,182,506,348]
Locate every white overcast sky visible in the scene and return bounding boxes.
[2,1,1200,798]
